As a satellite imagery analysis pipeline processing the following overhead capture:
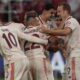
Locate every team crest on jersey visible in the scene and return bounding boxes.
[65,21,71,27]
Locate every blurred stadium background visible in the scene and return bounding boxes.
[0,0,80,80]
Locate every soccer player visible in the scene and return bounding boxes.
[23,14,54,80]
[36,3,57,29]
[39,3,80,80]
[0,10,48,80]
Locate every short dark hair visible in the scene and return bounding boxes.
[25,11,37,21]
[58,3,71,14]
[26,16,34,22]
[44,3,55,11]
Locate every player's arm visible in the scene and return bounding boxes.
[17,29,48,45]
[60,47,68,59]
[39,26,72,36]
[39,20,76,36]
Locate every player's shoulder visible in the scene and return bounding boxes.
[65,16,79,25]
[67,16,78,23]
[10,22,25,28]
[0,26,10,34]
[8,22,26,31]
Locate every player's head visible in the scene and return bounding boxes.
[57,3,71,19]
[24,13,39,27]
[42,3,56,20]
[56,16,62,27]
[48,37,59,52]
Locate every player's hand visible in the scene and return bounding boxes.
[38,26,50,33]
[43,44,49,50]
[62,49,68,59]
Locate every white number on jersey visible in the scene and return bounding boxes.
[2,32,17,48]
[24,33,40,51]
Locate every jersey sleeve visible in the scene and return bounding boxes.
[65,19,76,30]
[18,23,26,31]
[16,26,48,45]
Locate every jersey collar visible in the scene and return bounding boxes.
[65,16,72,22]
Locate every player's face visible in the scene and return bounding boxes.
[57,6,66,19]
[56,18,62,27]
[49,41,59,52]
[49,37,59,52]
[28,18,39,27]
[45,9,55,20]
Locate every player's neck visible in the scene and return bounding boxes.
[40,15,47,22]
[64,14,71,21]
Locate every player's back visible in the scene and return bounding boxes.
[0,26,24,62]
[23,26,47,58]
[3,22,25,33]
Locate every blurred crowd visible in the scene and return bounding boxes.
[0,0,80,23]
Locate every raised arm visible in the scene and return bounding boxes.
[17,29,48,45]
[39,26,72,36]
